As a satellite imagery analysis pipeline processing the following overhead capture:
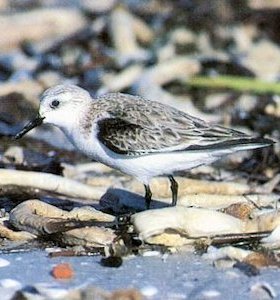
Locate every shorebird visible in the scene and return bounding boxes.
[15,84,273,208]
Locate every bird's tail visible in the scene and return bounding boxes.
[208,137,274,156]
[184,137,274,156]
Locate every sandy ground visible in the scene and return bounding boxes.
[0,250,279,299]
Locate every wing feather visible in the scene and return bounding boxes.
[95,93,267,156]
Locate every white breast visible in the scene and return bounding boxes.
[63,124,216,184]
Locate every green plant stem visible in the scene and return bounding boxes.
[188,76,280,95]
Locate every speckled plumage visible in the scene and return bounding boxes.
[85,93,251,156]
[15,84,273,208]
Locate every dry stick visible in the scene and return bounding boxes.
[188,75,280,95]
[126,175,280,198]
[0,169,106,200]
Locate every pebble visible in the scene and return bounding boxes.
[142,250,161,257]
[225,270,240,278]
[51,263,74,280]
[141,285,158,297]
[0,279,22,290]
[201,289,222,298]
[0,258,10,267]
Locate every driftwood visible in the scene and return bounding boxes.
[124,176,280,198]
[0,169,106,200]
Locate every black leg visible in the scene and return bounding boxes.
[168,175,178,206]
[144,184,152,209]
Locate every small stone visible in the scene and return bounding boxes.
[201,289,221,298]
[213,258,235,269]
[0,279,22,289]
[51,263,74,280]
[141,250,161,257]
[100,256,122,268]
[0,258,10,267]
[140,286,158,297]
[233,261,260,277]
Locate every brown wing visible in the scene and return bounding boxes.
[95,93,260,156]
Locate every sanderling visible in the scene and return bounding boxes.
[15,84,273,208]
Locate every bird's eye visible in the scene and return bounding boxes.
[50,100,60,108]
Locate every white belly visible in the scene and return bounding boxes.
[66,127,216,184]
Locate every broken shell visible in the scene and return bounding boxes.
[261,225,280,249]
[10,200,116,247]
[61,227,116,247]
[69,206,115,222]
[203,246,252,262]
[0,223,35,241]
[132,207,244,246]
[223,203,254,220]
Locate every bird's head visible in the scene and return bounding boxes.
[14,84,92,139]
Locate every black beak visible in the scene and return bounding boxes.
[14,114,45,139]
